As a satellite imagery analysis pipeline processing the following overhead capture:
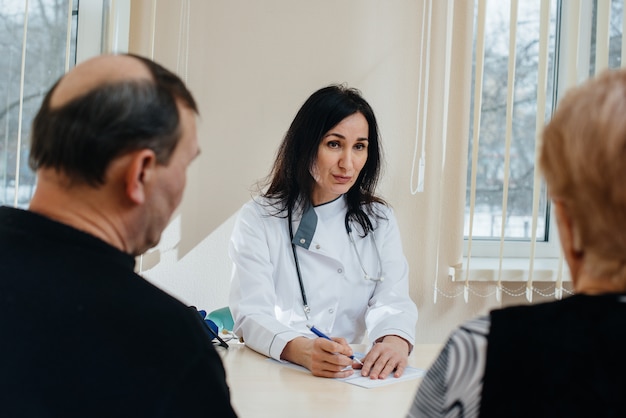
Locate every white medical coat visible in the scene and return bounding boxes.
[228,195,418,360]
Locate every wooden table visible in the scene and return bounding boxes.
[218,342,442,418]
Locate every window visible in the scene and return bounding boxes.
[466,1,556,242]
[0,0,127,209]
[0,0,78,208]
[464,0,624,260]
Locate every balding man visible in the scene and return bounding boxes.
[0,54,237,417]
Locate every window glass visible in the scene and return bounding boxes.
[465,0,557,241]
[466,0,625,243]
[0,0,77,208]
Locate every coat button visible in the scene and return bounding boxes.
[300,238,306,244]
[316,244,321,249]
[329,308,334,314]
[337,268,343,274]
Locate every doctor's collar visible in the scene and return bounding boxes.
[290,205,317,250]
[312,194,344,208]
[291,195,347,250]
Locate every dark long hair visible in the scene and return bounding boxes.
[262,84,386,234]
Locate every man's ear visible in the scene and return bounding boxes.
[125,149,157,205]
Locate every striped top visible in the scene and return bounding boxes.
[406,316,490,418]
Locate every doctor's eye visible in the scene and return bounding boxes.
[354,142,368,151]
[326,140,341,149]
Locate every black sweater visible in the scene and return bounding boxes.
[481,293,626,417]
[0,206,236,417]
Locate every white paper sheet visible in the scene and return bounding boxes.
[269,353,426,388]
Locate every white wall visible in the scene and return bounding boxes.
[128,0,520,344]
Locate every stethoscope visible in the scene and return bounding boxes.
[288,207,384,319]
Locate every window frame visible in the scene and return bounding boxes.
[458,0,603,283]
[462,0,596,265]
[77,0,130,63]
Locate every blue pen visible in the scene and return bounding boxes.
[307,324,363,365]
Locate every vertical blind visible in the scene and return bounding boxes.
[447,0,625,304]
[1,0,77,209]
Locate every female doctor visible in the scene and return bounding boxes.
[229,85,418,379]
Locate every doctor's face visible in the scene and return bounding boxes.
[310,112,369,206]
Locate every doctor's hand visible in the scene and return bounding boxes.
[281,336,355,378]
[357,335,410,379]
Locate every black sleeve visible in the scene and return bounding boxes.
[156,307,238,417]
[161,341,237,417]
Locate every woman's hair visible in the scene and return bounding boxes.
[261,84,386,233]
[540,68,626,282]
